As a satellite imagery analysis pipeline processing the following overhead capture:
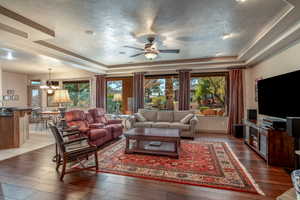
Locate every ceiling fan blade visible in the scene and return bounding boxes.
[159,49,180,53]
[130,52,144,57]
[123,46,144,51]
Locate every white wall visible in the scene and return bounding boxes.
[245,40,300,115]
[2,71,28,107]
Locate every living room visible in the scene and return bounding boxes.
[1,0,300,199]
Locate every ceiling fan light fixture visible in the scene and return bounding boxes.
[144,52,158,60]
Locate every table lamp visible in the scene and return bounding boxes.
[113,93,122,115]
[53,89,71,127]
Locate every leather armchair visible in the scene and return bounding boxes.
[65,110,112,147]
[88,108,123,139]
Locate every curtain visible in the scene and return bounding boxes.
[178,70,191,110]
[95,75,106,109]
[133,72,145,113]
[228,69,244,135]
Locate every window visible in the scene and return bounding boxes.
[29,87,41,107]
[30,80,41,85]
[190,73,228,116]
[63,80,90,108]
[144,75,178,110]
[106,77,133,114]
[106,80,123,114]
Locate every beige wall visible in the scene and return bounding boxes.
[0,67,2,100]
[2,71,28,107]
[196,116,228,133]
[245,41,300,116]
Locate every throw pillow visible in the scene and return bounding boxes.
[180,114,194,124]
[134,113,146,122]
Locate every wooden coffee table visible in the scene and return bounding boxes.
[124,128,181,158]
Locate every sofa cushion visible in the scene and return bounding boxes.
[170,123,190,131]
[180,114,194,124]
[89,129,107,140]
[134,113,146,122]
[89,123,104,129]
[65,110,85,122]
[173,111,193,122]
[134,122,153,128]
[139,110,157,121]
[85,113,94,124]
[157,111,173,122]
[151,122,170,128]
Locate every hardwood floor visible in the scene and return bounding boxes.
[0,133,292,200]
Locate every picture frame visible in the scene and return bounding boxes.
[7,90,15,95]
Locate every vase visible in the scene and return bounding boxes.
[291,170,300,200]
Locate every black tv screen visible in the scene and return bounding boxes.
[257,70,300,119]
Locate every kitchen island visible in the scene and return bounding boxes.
[0,107,33,149]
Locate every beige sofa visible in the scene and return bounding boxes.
[129,109,198,139]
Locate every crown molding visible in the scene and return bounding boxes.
[1,1,300,75]
[238,1,294,60]
[34,40,107,67]
[108,56,238,69]
[0,5,54,37]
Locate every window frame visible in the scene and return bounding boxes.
[190,72,229,116]
[105,77,133,114]
[62,79,91,108]
[144,74,179,111]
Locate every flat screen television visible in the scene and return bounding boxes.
[257,69,300,119]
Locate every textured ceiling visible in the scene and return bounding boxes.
[0,0,287,66]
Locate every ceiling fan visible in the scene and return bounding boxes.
[123,37,180,60]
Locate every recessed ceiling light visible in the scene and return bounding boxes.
[222,33,236,40]
[85,30,95,35]
[236,0,247,3]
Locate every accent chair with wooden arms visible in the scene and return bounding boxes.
[49,124,99,181]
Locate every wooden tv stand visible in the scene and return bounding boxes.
[244,120,294,168]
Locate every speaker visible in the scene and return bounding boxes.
[287,117,300,138]
[232,124,244,138]
[247,109,257,121]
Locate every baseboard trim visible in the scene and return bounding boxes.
[196,129,228,134]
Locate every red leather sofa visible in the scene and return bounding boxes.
[88,108,123,139]
[65,110,114,147]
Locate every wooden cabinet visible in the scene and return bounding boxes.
[0,110,31,150]
[244,120,294,168]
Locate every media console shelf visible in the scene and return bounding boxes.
[244,120,294,168]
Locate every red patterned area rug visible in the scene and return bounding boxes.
[94,140,264,195]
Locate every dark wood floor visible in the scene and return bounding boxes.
[0,133,292,200]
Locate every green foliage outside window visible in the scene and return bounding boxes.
[106,80,122,114]
[63,81,90,108]
[191,76,226,116]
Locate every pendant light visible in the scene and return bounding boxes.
[40,68,59,94]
